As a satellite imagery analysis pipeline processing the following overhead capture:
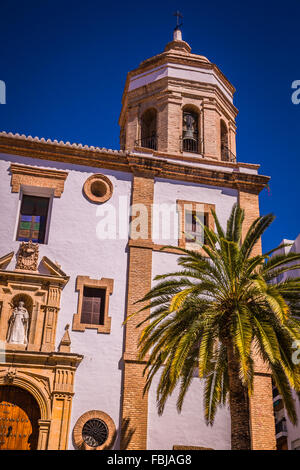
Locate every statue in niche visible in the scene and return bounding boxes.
[6,301,29,346]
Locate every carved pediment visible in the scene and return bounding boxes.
[0,249,69,283]
[0,252,14,270]
[41,256,67,278]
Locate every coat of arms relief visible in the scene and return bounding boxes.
[15,241,39,271]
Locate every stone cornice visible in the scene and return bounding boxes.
[0,133,270,194]
[136,50,235,95]
[119,61,237,125]
[0,268,69,287]
[10,163,67,180]
[133,146,258,170]
[121,75,238,122]
[119,49,236,118]
[0,133,130,172]
[127,154,269,194]
[2,349,83,368]
[10,163,68,197]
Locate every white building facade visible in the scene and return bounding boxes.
[272,235,300,450]
[0,31,276,450]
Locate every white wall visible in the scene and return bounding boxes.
[152,178,238,246]
[147,373,231,450]
[0,152,133,449]
[272,234,300,449]
[286,392,300,449]
[0,155,239,450]
[146,179,237,449]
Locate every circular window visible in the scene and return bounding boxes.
[73,410,116,450]
[82,419,108,447]
[83,174,113,203]
[90,180,107,198]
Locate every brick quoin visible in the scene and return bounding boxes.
[239,189,276,450]
[121,175,154,450]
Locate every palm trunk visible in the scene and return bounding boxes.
[227,341,251,450]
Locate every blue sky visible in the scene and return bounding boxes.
[0,0,299,252]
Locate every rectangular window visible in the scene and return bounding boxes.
[81,287,106,326]
[72,276,113,334]
[177,200,214,251]
[184,209,207,247]
[17,195,50,244]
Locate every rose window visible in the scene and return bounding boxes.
[82,418,108,447]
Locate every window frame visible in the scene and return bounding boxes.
[10,162,68,245]
[80,286,106,326]
[177,200,215,251]
[14,186,54,245]
[16,193,50,244]
[73,410,116,450]
[72,276,114,334]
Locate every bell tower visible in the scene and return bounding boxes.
[119,27,238,162]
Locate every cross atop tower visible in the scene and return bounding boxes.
[173,10,183,31]
[173,11,183,41]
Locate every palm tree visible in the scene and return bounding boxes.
[128,204,300,450]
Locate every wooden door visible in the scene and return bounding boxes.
[0,385,40,450]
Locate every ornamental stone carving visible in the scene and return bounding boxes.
[16,241,39,271]
[4,367,17,384]
[10,163,68,197]
[0,249,82,450]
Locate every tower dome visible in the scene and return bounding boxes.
[119,27,237,162]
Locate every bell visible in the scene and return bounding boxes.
[183,129,196,141]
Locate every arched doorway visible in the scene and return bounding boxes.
[0,385,40,450]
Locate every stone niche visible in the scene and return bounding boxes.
[0,243,83,450]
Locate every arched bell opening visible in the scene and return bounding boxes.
[140,108,157,150]
[220,119,229,161]
[182,106,200,153]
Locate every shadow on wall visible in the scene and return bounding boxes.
[119,417,136,450]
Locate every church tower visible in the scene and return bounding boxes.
[119,28,237,162]
[118,26,276,452]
